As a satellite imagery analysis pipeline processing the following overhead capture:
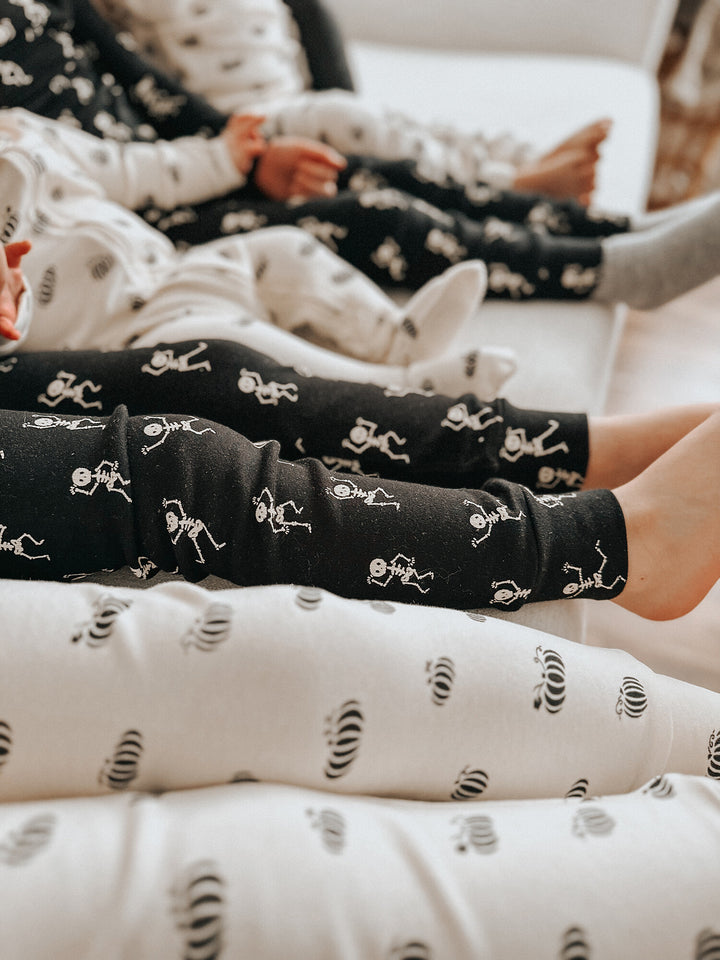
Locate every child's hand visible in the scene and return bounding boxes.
[253,137,347,201]
[221,114,268,176]
[0,240,31,342]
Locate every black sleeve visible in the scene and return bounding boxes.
[282,0,355,91]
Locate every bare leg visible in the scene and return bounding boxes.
[584,403,720,489]
[613,410,720,620]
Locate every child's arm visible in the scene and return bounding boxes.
[9,109,264,213]
[0,241,32,351]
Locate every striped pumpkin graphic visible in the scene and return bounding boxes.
[450,766,490,801]
[642,774,675,799]
[0,721,11,773]
[426,656,456,706]
[533,646,566,714]
[295,586,324,611]
[571,805,615,839]
[0,813,56,866]
[707,730,720,780]
[324,700,364,780]
[696,928,720,960]
[465,611,487,623]
[561,925,591,960]
[615,676,648,719]
[37,265,57,306]
[452,814,499,854]
[172,860,225,960]
[307,807,346,854]
[71,594,132,647]
[182,603,233,652]
[98,729,143,791]
[389,943,432,960]
[565,778,590,800]
[368,599,396,614]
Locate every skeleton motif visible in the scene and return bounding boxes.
[441,403,503,436]
[253,487,312,535]
[237,368,298,405]
[368,553,434,593]
[530,491,577,509]
[0,523,50,560]
[537,465,585,490]
[383,383,436,398]
[23,414,105,431]
[562,540,626,597]
[163,498,226,563]
[370,236,408,281]
[341,417,410,463]
[561,263,598,294]
[490,579,532,606]
[220,209,268,234]
[487,262,536,298]
[321,455,366,475]
[130,556,159,580]
[296,216,348,252]
[92,110,132,140]
[326,477,400,510]
[425,227,467,263]
[482,217,521,242]
[0,357,16,373]
[0,59,32,86]
[463,499,525,547]
[140,416,215,455]
[38,371,102,410]
[357,188,409,211]
[48,73,94,104]
[71,460,132,501]
[8,0,49,32]
[526,202,571,234]
[132,74,186,118]
[141,342,211,377]
[499,419,569,462]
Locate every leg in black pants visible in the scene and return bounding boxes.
[0,405,625,608]
[0,340,588,489]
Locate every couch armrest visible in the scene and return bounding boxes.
[323,0,678,71]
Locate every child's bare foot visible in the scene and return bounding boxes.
[513,118,612,204]
[584,403,720,489]
[544,119,613,160]
[612,410,720,620]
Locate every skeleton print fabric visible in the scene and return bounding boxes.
[0,404,626,608]
[0,0,631,296]
[2,578,720,802]
[0,340,589,488]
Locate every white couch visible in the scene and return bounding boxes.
[324,0,678,414]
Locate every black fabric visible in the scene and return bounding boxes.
[0,341,589,490]
[0,405,627,609]
[282,0,355,91]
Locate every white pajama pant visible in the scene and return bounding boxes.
[129,228,509,398]
[1,576,720,957]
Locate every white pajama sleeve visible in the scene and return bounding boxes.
[24,111,247,210]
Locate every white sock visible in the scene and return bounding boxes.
[405,344,517,399]
[384,261,488,364]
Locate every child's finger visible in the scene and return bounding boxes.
[4,240,31,269]
[298,143,347,169]
[0,314,20,341]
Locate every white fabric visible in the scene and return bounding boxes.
[1,579,719,803]
[2,777,720,958]
[92,0,312,112]
[0,109,514,397]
